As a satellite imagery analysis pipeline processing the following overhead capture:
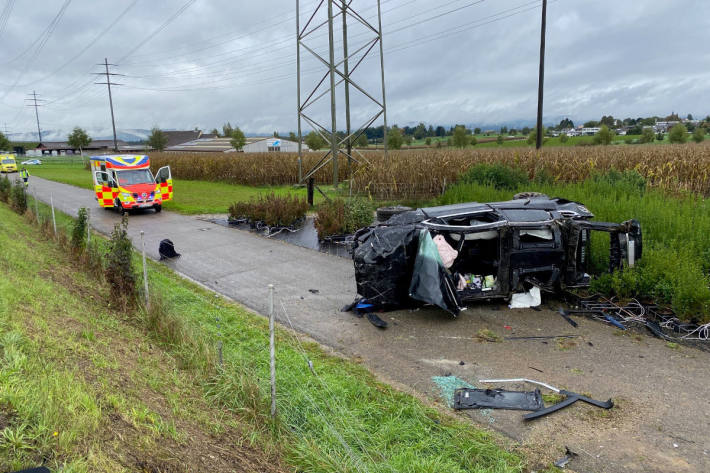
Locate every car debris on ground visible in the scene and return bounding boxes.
[350,195,642,315]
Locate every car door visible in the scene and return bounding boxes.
[155,166,173,202]
[93,171,118,207]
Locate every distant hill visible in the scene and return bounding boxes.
[8,128,151,143]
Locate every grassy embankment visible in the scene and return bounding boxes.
[441,166,710,323]
[0,198,526,473]
[24,158,333,214]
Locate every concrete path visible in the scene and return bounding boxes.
[24,177,710,473]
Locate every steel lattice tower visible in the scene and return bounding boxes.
[296,0,388,187]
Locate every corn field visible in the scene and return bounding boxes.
[149,143,710,199]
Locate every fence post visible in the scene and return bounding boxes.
[50,194,56,235]
[86,208,91,244]
[33,190,39,223]
[141,231,149,309]
[269,284,276,418]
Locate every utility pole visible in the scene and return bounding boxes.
[25,91,45,143]
[297,0,388,187]
[94,58,123,152]
[535,0,547,150]
[341,1,352,176]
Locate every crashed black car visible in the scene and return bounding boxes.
[352,195,641,316]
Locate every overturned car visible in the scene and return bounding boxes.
[352,195,641,316]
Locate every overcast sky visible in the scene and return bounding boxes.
[1,0,709,139]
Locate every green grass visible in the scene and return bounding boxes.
[0,200,527,472]
[26,161,335,214]
[441,168,710,322]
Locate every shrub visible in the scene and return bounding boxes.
[105,215,137,307]
[591,169,646,195]
[668,123,688,144]
[640,127,655,143]
[228,193,309,228]
[71,207,88,251]
[0,174,10,202]
[10,180,27,214]
[459,163,529,190]
[559,133,569,143]
[314,198,374,239]
[692,127,705,143]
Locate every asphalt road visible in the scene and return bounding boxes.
[23,176,710,473]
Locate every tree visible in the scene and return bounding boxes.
[222,122,234,138]
[692,127,705,143]
[510,128,518,135]
[210,128,220,136]
[356,134,369,147]
[305,131,326,150]
[656,132,665,142]
[500,126,508,135]
[668,123,688,144]
[0,131,10,152]
[147,127,168,151]
[67,127,92,155]
[425,137,432,146]
[288,132,297,142]
[594,125,614,145]
[470,136,477,146]
[559,133,569,143]
[600,115,615,127]
[687,113,694,121]
[387,126,403,150]
[413,122,427,140]
[452,125,470,148]
[527,127,545,145]
[403,134,413,146]
[496,135,504,145]
[230,128,246,150]
[640,127,655,143]
[557,118,574,130]
[427,125,434,137]
[435,126,446,137]
[521,126,531,135]
[583,120,600,128]
[473,127,481,135]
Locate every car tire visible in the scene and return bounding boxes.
[115,198,126,215]
[154,204,162,213]
[513,191,548,200]
[376,205,412,222]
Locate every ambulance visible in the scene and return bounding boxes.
[1,154,18,173]
[90,155,172,214]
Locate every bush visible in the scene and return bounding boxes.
[459,163,529,190]
[10,180,27,214]
[0,174,10,202]
[559,133,569,143]
[315,198,374,239]
[692,127,705,143]
[71,207,88,251]
[668,123,688,144]
[228,193,309,228]
[591,169,646,195]
[640,127,655,143]
[105,215,137,307]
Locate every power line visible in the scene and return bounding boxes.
[0,0,16,41]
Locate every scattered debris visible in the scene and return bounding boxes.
[553,446,579,468]
[557,308,579,327]
[478,378,613,420]
[509,286,541,309]
[453,388,543,411]
[505,335,579,341]
[528,366,544,373]
[158,238,180,260]
[308,288,320,294]
[366,313,388,329]
[459,360,465,366]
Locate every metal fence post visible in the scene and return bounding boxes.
[50,194,56,235]
[141,231,149,309]
[269,284,276,418]
[86,208,91,244]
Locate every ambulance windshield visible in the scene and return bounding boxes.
[2,158,14,164]
[116,169,154,186]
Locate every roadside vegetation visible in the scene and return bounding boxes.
[0,194,526,472]
[441,164,710,323]
[228,193,309,228]
[314,197,374,239]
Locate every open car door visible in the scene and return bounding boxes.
[93,170,117,208]
[155,166,173,202]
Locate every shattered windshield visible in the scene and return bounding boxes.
[116,169,154,186]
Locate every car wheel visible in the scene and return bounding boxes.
[513,191,548,200]
[154,204,162,213]
[115,198,126,215]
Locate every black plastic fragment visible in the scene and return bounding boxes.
[158,238,180,260]
[366,313,388,329]
[645,320,667,339]
[453,388,543,411]
[558,308,578,327]
[524,390,613,420]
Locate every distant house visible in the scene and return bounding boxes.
[241,138,306,153]
[580,127,600,136]
[161,130,203,148]
[654,121,679,133]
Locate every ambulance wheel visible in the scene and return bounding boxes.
[115,199,126,215]
[154,204,162,213]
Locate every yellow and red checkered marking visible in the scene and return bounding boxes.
[95,185,119,207]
